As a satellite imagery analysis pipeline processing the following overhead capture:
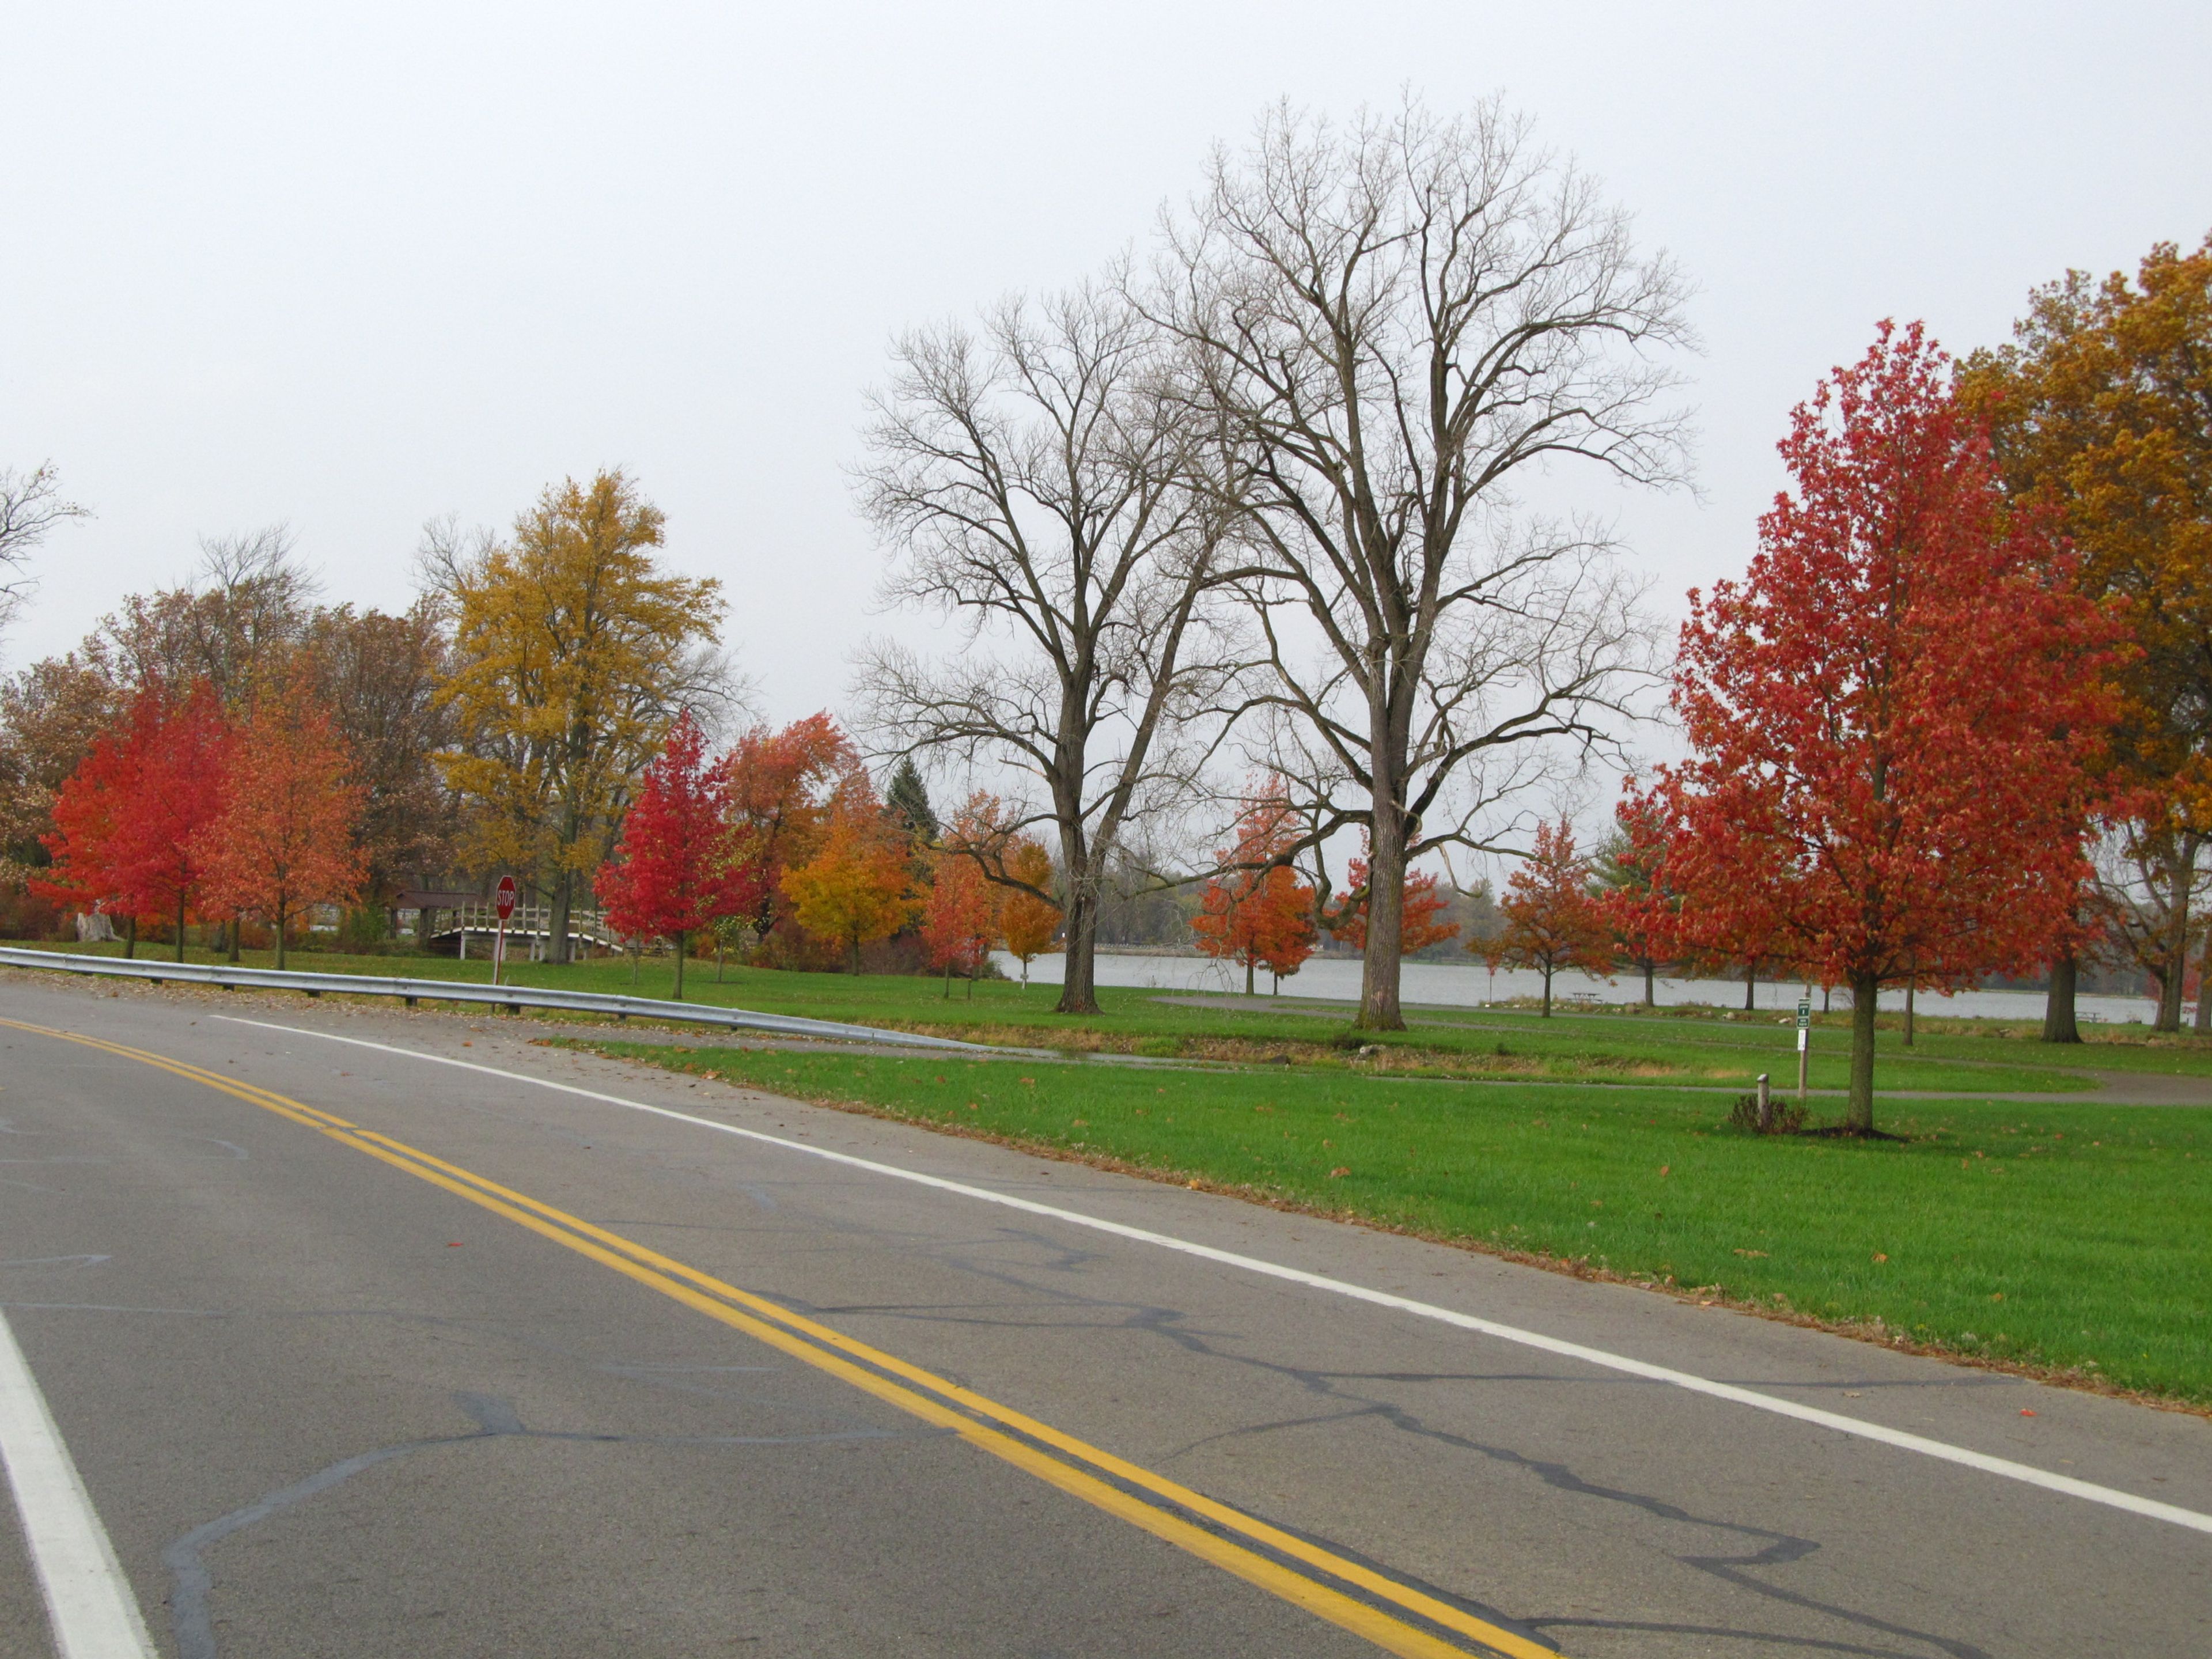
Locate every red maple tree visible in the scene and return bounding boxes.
[1592,801,1676,1007]
[1632,321,2120,1130]
[108,682,228,961]
[35,721,140,950]
[597,711,744,999]
[1493,819,1613,1017]
[192,685,366,968]
[34,681,229,958]
[1193,785,1319,994]
[920,851,997,997]
[1325,855,1457,958]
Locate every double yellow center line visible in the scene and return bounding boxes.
[7,1017,1559,1659]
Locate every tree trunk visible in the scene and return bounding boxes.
[1743,960,1756,1010]
[672,933,685,1001]
[2196,926,2212,1034]
[943,962,953,998]
[122,915,136,959]
[1903,968,1916,1047]
[1358,805,1408,1031]
[1540,961,1553,1018]
[2158,850,2193,1031]
[1244,953,1255,997]
[176,891,188,963]
[1846,970,1879,1133]
[550,870,574,967]
[1056,882,1101,1015]
[1643,960,1655,1008]
[229,914,243,964]
[274,903,287,971]
[2043,953,2082,1044]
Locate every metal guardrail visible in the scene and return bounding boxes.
[0,947,992,1054]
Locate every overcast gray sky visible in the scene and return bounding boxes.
[4,1,2207,737]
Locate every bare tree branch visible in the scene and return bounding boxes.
[0,463,91,638]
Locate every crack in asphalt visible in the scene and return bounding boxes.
[160,1390,929,1659]
[825,1236,1994,1659]
[1529,1616,1952,1657]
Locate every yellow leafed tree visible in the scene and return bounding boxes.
[997,838,1061,986]
[1962,234,2212,1028]
[779,781,917,974]
[433,470,725,959]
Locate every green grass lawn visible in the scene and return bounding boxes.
[571,1036,2212,1406]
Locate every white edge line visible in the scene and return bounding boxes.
[0,1304,160,1659]
[211,1013,2212,1539]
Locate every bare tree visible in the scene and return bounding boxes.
[855,286,1245,1014]
[0,464,90,638]
[100,525,318,705]
[300,600,463,908]
[2089,825,2202,1032]
[1145,97,1692,1028]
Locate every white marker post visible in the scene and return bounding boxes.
[1796,994,1812,1101]
[492,876,517,988]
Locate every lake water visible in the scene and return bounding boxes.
[991,951,2164,1027]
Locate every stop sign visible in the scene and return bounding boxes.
[495,876,517,921]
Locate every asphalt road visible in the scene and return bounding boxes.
[1,975,2207,1658]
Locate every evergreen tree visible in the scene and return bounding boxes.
[885,756,938,840]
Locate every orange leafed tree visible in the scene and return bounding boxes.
[779,779,916,974]
[1325,855,1457,957]
[193,686,366,968]
[919,851,997,997]
[726,712,861,956]
[996,838,1060,986]
[1192,785,1318,995]
[1492,819,1613,1017]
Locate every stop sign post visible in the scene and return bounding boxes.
[493,876,517,986]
